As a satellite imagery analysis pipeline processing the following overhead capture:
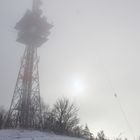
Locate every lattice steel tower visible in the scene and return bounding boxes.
[4,0,52,128]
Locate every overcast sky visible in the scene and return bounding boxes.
[0,0,140,139]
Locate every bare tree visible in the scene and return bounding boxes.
[0,106,6,129]
[72,125,84,137]
[83,124,94,140]
[52,98,79,134]
[41,104,56,131]
[41,100,51,130]
[97,130,106,140]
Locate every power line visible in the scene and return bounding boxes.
[98,62,136,139]
[114,93,135,140]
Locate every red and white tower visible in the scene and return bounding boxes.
[4,0,52,129]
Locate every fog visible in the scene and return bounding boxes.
[0,0,140,139]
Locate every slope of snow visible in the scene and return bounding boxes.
[0,129,84,140]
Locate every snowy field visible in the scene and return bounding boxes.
[0,129,84,140]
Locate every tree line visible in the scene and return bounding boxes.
[0,98,108,140]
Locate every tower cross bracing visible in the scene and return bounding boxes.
[4,0,52,128]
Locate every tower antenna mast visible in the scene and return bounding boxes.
[33,0,42,11]
[4,0,52,129]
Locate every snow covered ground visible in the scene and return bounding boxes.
[0,129,84,140]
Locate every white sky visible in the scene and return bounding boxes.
[0,0,140,139]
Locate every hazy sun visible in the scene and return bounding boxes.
[73,80,84,93]
[68,76,87,97]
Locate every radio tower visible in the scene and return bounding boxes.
[4,0,52,128]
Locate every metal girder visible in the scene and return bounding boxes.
[4,47,42,129]
[3,0,52,129]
